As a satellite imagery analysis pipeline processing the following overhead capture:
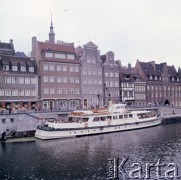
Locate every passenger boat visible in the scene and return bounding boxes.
[35,103,162,140]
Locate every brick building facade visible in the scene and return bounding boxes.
[31,21,81,110]
[135,60,181,106]
[0,40,38,111]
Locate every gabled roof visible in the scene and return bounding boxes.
[0,41,15,55]
[138,60,179,79]
[0,55,36,67]
[15,51,27,57]
[83,41,98,49]
[37,41,75,53]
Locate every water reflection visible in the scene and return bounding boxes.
[0,124,181,179]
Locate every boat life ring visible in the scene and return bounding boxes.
[84,123,88,128]
[108,120,111,125]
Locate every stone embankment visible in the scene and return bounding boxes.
[160,107,181,123]
[0,107,181,138]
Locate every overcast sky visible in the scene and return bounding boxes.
[1,0,181,68]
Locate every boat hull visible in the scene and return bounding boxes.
[35,118,162,140]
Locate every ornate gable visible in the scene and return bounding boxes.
[83,41,98,49]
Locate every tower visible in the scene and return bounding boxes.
[49,15,55,43]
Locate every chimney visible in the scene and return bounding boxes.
[150,61,155,72]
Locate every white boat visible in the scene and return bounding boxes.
[35,104,162,140]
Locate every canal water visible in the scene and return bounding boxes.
[0,123,181,180]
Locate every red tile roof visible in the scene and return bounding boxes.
[37,41,75,53]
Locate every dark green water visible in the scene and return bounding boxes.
[0,123,181,180]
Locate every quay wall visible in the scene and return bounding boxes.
[0,111,70,135]
[1,107,181,136]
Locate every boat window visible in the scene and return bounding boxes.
[100,117,106,121]
[93,117,100,122]
[129,114,133,118]
[124,114,128,118]
[106,116,112,120]
[119,115,123,119]
[113,116,118,120]
[82,118,88,122]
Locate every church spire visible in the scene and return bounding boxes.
[49,14,55,43]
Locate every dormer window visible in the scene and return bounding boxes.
[150,75,152,80]
[172,77,174,81]
[155,76,157,80]
[3,65,9,71]
[45,52,53,58]
[12,66,18,71]
[177,78,179,82]
[21,66,26,72]
[67,54,74,60]
[29,67,34,72]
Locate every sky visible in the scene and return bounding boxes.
[1,0,181,68]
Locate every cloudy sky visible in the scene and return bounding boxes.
[1,0,181,68]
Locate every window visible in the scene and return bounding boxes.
[83,69,87,75]
[57,77,62,83]
[75,88,80,94]
[49,76,54,83]
[115,73,119,77]
[25,77,30,84]
[57,88,62,94]
[11,77,17,84]
[83,79,87,84]
[63,88,67,94]
[70,89,74,94]
[91,79,96,85]
[115,82,119,87]
[44,88,49,94]
[25,90,31,96]
[55,53,66,59]
[75,77,79,83]
[88,79,92,85]
[98,79,102,85]
[21,66,26,72]
[19,77,24,84]
[31,90,36,96]
[45,52,53,58]
[57,65,61,71]
[43,76,49,82]
[6,77,11,84]
[0,89,4,96]
[10,118,14,123]
[50,88,55,94]
[2,119,6,124]
[19,90,24,96]
[67,54,74,60]
[3,65,9,71]
[69,66,74,72]
[5,89,11,96]
[98,70,102,76]
[63,77,67,83]
[70,77,74,83]
[43,64,48,70]
[12,66,18,71]
[49,65,54,71]
[110,81,114,87]
[63,65,67,71]
[75,66,79,72]
[12,90,18,96]
[29,67,34,72]
[31,77,36,84]
[110,73,114,77]
[93,70,97,75]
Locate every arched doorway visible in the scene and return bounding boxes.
[164,99,170,106]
